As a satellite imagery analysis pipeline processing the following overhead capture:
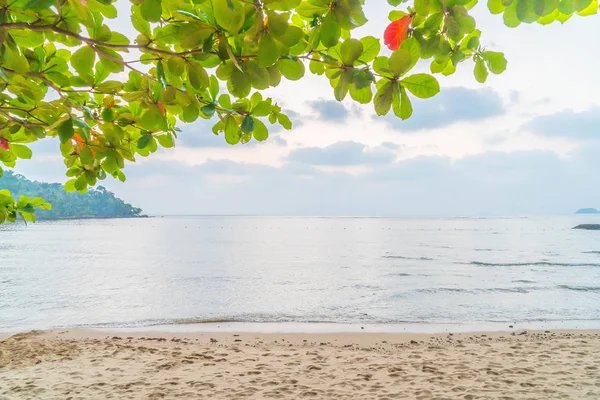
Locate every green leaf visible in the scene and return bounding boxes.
[10,144,32,159]
[213,0,245,34]
[349,83,373,104]
[201,103,217,116]
[373,56,393,77]
[277,113,293,129]
[102,152,119,174]
[334,70,351,101]
[558,0,576,13]
[241,115,255,134]
[516,0,539,22]
[503,1,522,26]
[415,0,431,14]
[168,57,186,76]
[320,12,341,47]
[310,59,326,74]
[482,51,507,74]
[25,0,53,11]
[401,74,440,99]
[535,0,560,15]
[101,108,115,122]
[71,46,95,75]
[393,86,413,120]
[340,39,364,65]
[141,107,160,130]
[266,10,289,36]
[258,33,280,67]
[281,25,304,48]
[224,116,240,145]
[209,76,220,100]
[182,102,199,122]
[359,36,381,63]
[80,145,94,165]
[577,0,598,14]
[96,80,123,92]
[276,59,305,81]
[400,38,421,72]
[57,119,75,144]
[140,0,162,23]
[156,61,167,88]
[174,9,208,22]
[252,118,269,141]
[297,1,330,18]
[389,49,412,77]
[374,81,395,116]
[474,57,489,83]
[138,134,152,149]
[46,72,70,87]
[156,134,175,148]
[187,62,209,90]
[0,66,9,82]
[228,69,251,97]
[488,0,507,13]
[574,0,594,11]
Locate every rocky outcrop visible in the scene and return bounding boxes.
[573,224,600,230]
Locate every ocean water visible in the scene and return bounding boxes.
[1,216,600,333]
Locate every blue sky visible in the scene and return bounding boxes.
[13,2,600,216]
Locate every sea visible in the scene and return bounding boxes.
[1,216,600,333]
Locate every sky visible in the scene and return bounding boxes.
[14,2,600,216]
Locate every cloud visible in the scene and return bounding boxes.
[382,87,506,132]
[523,107,600,140]
[177,120,231,148]
[16,143,600,216]
[28,138,61,155]
[380,141,403,151]
[287,141,396,166]
[307,99,350,122]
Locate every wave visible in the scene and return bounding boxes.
[385,273,413,277]
[415,286,539,294]
[414,285,600,294]
[512,279,537,284]
[583,251,600,254]
[557,285,600,293]
[383,255,435,261]
[54,314,600,331]
[466,261,600,267]
[343,284,384,291]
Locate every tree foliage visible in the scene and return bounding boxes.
[0,170,144,221]
[0,0,597,222]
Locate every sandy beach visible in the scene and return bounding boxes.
[1,329,599,399]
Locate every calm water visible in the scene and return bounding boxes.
[1,216,600,333]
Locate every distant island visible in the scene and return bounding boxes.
[0,171,146,220]
[575,208,600,214]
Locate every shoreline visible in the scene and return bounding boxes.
[3,318,600,339]
[15,327,600,346]
[2,329,599,399]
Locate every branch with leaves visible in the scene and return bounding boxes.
[0,0,597,223]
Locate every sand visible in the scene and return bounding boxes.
[1,329,599,399]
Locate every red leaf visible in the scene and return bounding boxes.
[0,138,8,151]
[157,101,165,116]
[103,96,115,108]
[384,16,412,51]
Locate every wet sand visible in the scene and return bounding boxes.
[1,329,600,399]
